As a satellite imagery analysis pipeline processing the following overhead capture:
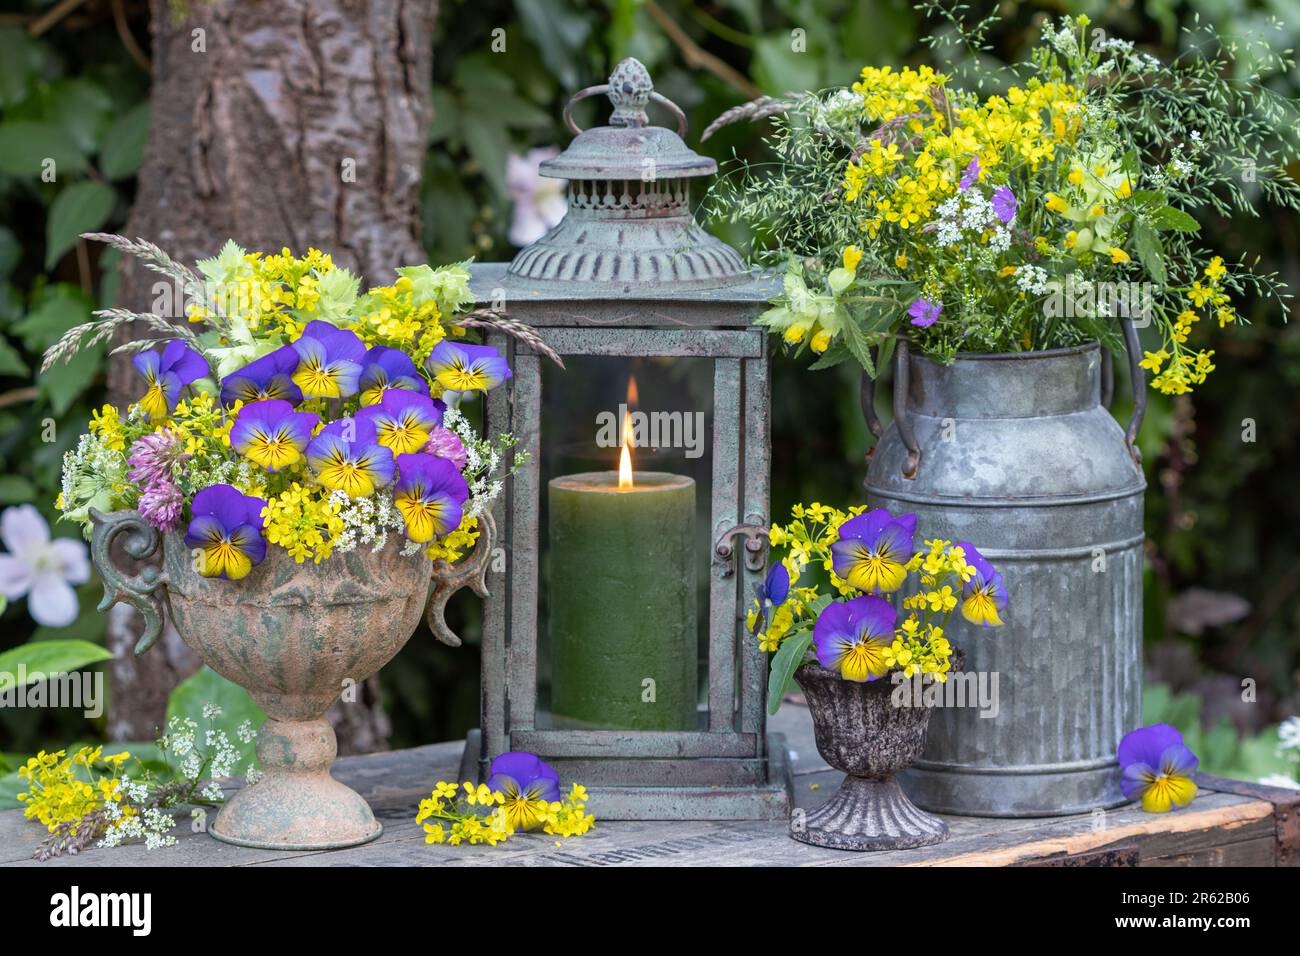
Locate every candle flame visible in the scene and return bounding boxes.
[618,405,634,488]
[627,374,639,408]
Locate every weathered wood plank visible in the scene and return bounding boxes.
[0,706,1283,868]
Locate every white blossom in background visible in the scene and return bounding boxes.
[506,147,566,246]
[1258,774,1300,790]
[0,504,91,627]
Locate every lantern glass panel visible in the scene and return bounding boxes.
[535,354,718,732]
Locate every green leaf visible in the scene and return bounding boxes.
[166,666,265,769]
[1131,220,1166,287]
[0,474,35,504]
[0,640,112,690]
[752,33,822,94]
[0,120,87,177]
[12,284,91,352]
[1149,206,1200,233]
[839,315,876,376]
[767,630,812,715]
[46,181,116,268]
[99,103,150,180]
[0,335,27,377]
[806,342,851,370]
[514,0,591,91]
[41,343,103,415]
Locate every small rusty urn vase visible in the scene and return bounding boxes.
[792,663,948,851]
[90,509,491,851]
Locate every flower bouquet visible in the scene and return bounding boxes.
[708,12,1298,391]
[752,502,1005,850]
[41,234,542,849]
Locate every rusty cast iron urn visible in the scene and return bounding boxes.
[791,663,948,851]
[90,508,492,850]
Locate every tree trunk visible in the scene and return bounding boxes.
[105,0,437,753]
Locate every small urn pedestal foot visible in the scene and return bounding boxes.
[791,773,949,852]
[209,717,382,851]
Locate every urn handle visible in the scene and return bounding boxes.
[426,509,496,648]
[89,509,169,655]
[1118,315,1147,466]
[859,341,920,479]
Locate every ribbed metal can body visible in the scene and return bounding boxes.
[865,344,1144,817]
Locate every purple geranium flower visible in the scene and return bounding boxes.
[956,541,1008,627]
[356,390,445,457]
[184,484,268,580]
[831,509,918,595]
[992,186,1017,224]
[959,156,981,191]
[425,341,512,394]
[229,399,320,472]
[220,346,303,407]
[812,594,897,682]
[752,563,792,636]
[133,341,208,422]
[305,417,395,498]
[392,453,469,543]
[289,320,367,399]
[487,750,561,831]
[1118,724,1199,813]
[907,297,943,328]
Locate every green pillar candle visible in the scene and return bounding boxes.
[548,471,697,730]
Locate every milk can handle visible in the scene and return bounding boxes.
[859,339,921,479]
[1119,315,1146,466]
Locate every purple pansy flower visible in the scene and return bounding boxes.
[229,399,320,472]
[812,594,897,682]
[831,510,918,595]
[752,563,792,636]
[184,484,268,580]
[956,541,1008,627]
[290,320,367,399]
[356,390,445,457]
[1118,724,1199,813]
[425,341,512,394]
[487,751,561,831]
[392,453,469,543]
[907,297,943,328]
[959,156,981,191]
[305,417,395,498]
[992,186,1017,224]
[220,346,303,407]
[133,341,208,422]
[358,346,429,406]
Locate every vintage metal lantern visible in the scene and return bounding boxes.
[458,59,792,819]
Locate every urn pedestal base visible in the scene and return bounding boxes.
[790,773,948,851]
[209,717,382,851]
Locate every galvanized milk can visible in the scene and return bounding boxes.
[863,327,1146,816]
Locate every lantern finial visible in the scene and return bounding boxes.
[607,58,653,129]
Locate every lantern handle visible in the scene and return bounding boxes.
[1119,315,1146,466]
[426,509,495,647]
[563,58,689,138]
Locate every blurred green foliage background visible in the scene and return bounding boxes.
[0,0,1296,785]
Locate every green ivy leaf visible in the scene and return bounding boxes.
[767,629,813,715]
[99,103,150,180]
[0,335,26,377]
[0,640,112,691]
[45,181,116,268]
[0,120,87,177]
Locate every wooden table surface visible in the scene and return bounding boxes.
[2,703,1292,867]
